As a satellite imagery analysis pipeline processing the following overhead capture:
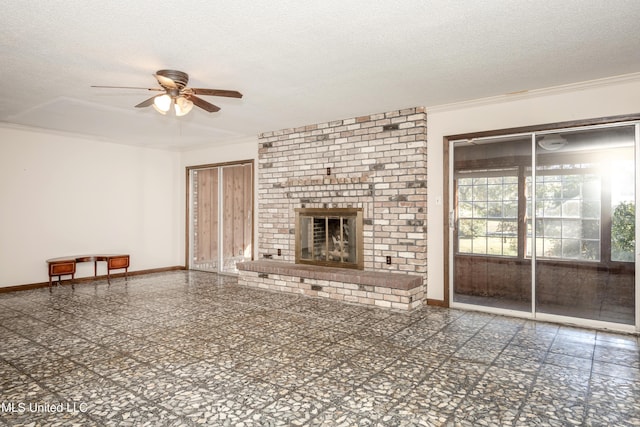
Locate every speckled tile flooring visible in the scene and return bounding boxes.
[0,271,638,426]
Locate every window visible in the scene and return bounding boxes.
[457,169,519,256]
[527,164,601,261]
[610,157,636,262]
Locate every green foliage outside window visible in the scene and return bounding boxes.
[611,201,635,262]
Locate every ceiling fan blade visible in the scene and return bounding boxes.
[91,85,163,91]
[135,96,157,108]
[155,73,177,89]
[190,95,220,113]
[191,88,243,98]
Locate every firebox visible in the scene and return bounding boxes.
[295,208,364,269]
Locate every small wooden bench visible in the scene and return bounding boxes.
[46,254,130,286]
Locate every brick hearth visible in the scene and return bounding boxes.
[238,260,424,311]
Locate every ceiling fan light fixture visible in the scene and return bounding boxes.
[153,94,172,113]
[538,134,568,151]
[152,104,167,115]
[175,96,194,117]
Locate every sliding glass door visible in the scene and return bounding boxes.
[452,135,533,312]
[533,126,636,324]
[188,162,253,274]
[450,122,638,331]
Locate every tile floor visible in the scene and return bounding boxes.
[0,271,638,426]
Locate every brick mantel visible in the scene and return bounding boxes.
[257,107,428,298]
[283,173,371,187]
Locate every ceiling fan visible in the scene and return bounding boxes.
[91,69,242,116]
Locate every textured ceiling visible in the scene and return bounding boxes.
[1,0,639,149]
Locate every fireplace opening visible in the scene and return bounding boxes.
[295,208,364,269]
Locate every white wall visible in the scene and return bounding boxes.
[426,74,640,301]
[0,126,182,287]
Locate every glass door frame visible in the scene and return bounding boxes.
[186,160,255,275]
[446,117,639,334]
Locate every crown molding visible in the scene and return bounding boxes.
[427,72,640,113]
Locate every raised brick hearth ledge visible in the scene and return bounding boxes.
[237,260,424,310]
[237,260,422,290]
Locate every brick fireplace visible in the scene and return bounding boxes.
[295,207,364,270]
[238,107,428,310]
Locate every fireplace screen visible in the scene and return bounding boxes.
[295,208,364,269]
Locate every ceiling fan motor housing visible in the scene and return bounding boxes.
[156,69,189,89]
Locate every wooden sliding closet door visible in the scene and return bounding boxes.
[193,168,219,271]
[221,164,253,273]
[189,162,253,273]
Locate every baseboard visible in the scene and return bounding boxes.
[0,266,187,294]
[426,298,448,307]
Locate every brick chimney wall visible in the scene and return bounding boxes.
[257,107,427,286]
